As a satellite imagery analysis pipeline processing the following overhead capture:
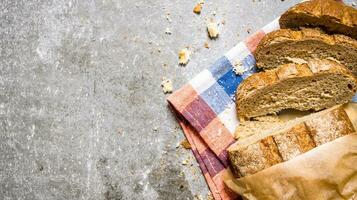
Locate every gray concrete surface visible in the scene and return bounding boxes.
[1,0,355,200]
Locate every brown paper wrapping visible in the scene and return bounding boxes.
[224,103,357,200]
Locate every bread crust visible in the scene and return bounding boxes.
[279,0,357,39]
[253,28,357,73]
[236,59,357,119]
[305,106,355,145]
[273,123,315,161]
[228,106,355,177]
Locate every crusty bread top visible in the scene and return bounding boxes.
[228,105,355,177]
[280,0,357,39]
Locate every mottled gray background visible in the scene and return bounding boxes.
[1,0,355,200]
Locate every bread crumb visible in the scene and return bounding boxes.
[352,2,356,7]
[233,60,245,75]
[161,77,173,93]
[178,171,184,177]
[204,42,209,49]
[194,195,203,200]
[207,21,219,39]
[182,158,189,165]
[165,12,171,22]
[180,139,191,149]
[207,193,214,200]
[221,20,226,25]
[193,4,202,14]
[178,48,191,65]
[199,0,205,4]
[165,28,172,34]
[247,27,252,34]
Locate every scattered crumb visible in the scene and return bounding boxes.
[148,40,152,44]
[165,27,172,34]
[180,139,191,149]
[221,20,226,25]
[207,193,214,200]
[199,0,205,4]
[233,60,245,75]
[162,63,168,68]
[175,143,180,149]
[157,48,161,53]
[182,158,189,165]
[204,42,210,49]
[165,12,172,22]
[194,195,203,200]
[193,4,202,14]
[178,48,191,65]
[153,127,158,132]
[161,77,173,94]
[247,27,252,34]
[178,171,184,177]
[212,11,216,16]
[207,21,219,39]
[352,2,356,7]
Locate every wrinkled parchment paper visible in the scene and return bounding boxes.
[224,103,357,200]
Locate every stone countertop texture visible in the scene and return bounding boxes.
[1,0,355,199]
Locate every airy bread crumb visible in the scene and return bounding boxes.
[233,61,245,75]
[178,48,191,65]
[207,21,219,39]
[193,4,202,14]
[180,139,191,149]
[165,28,172,35]
[161,77,173,94]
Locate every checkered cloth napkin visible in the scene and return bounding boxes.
[168,4,357,200]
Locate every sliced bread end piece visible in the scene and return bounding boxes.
[279,0,357,40]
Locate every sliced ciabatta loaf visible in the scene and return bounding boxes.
[236,59,357,119]
[280,0,357,40]
[253,28,357,75]
[228,105,355,177]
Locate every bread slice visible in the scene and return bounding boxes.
[236,59,357,119]
[279,0,357,40]
[253,28,357,75]
[228,105,355,177]
[234,116,284,139]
